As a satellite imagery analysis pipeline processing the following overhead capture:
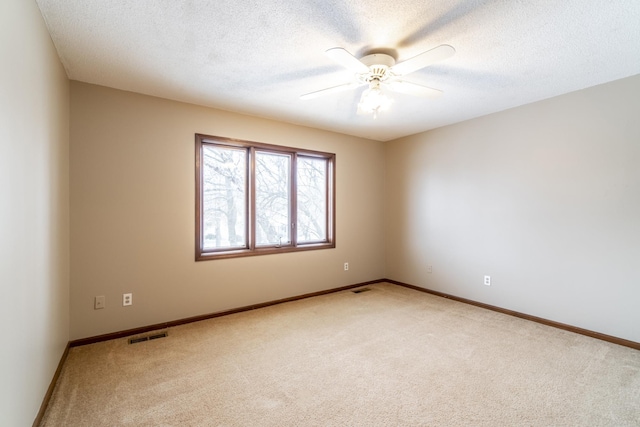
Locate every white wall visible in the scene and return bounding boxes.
[69,82,386,340]
[0,0,70,425]
[385,74,640,342]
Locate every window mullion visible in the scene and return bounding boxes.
[291,153,298,247]
[248,146,256,250]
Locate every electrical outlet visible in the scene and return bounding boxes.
[123,293,133,306]
[344,262,349,271]
[484,276,491,286]
[94,296,105,310]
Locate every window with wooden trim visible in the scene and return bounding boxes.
[195,134,335,260]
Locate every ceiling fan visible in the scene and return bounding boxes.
[300,45,455,118]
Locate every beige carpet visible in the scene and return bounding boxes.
[40,282,640,426]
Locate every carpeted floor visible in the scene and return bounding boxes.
[40,282,640,426]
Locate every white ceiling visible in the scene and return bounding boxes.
[36,0,640,141]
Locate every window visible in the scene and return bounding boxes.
[196,134,335,260]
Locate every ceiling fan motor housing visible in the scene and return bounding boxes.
[358,53,396,83]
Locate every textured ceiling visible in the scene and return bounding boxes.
[36,0,640,141]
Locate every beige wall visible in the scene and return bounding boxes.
[69,82,386,340]
[0,0,70,425]
[68,75,640,343]
[385,74,640,342]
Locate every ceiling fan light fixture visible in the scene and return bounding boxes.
[357,80,393,118]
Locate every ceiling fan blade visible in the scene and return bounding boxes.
[386,80,443,98]
[391,44,455,76]
[325,47,370,74]
[300,82,362,100]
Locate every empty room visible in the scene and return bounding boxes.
[2,0,639,426]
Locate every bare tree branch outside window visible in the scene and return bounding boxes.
[256,151,291,246]
[297,157,327,243]
[202,145,246,250]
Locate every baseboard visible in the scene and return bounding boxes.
[385,279,640,351]
[70,279,385,347]
[32,341,70,427]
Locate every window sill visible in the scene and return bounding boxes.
[196,242,336,261]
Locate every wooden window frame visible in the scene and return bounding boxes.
[195,134,336,261]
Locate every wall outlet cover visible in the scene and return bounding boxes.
[94,296,105,310]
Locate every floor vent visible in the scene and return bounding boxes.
[352,288,371,294]
[128,331,168,344]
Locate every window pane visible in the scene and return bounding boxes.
[255,151,291,246]
[202,145,246,250]
[297,157,327,242]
